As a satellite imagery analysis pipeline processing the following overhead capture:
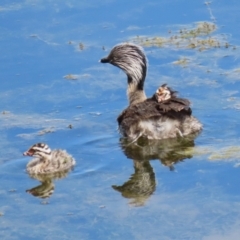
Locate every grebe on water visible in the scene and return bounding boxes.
[23,143,76,175]
[100,43,202,141]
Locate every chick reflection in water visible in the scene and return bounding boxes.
[26,170,73,199]
[113,133,199,206]
[23,143,75,199]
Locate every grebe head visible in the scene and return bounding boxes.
[100,43,147,89]
[155,84,177,102]
[23,143,52,160]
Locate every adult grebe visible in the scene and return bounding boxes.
[100,43,202,141]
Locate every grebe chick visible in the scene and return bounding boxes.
[151,84,191,112]
[100,43,202,140]
[154,84,174,103]
[23,143,76,175]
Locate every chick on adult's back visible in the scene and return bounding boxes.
[100,43,202,141]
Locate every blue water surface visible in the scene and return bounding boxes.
[1,0,240,239]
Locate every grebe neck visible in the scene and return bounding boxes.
[127,77,147,105]
[127,75,147,105]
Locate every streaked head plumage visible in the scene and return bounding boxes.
[100,43,147,87]
[23,143,51,158]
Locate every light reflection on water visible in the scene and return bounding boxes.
[1,0,240,239]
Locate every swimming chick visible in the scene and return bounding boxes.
[100,43,202,141]
[23,143,76,175]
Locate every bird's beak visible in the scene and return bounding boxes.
[23,151,30,156]
[23,150,33,156]
[100,57,109,63]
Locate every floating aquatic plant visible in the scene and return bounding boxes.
[208,146,240,160]
[131,22,231,52]
[63,74,79,80]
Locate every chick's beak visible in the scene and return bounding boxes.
[23,151,29,156]
[23,150,33,156]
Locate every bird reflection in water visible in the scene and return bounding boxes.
[112,133,200,206]
[113,160,156,206]
[26,169,74,201]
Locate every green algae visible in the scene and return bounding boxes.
[131,22,230,52]
[208,146,240,160]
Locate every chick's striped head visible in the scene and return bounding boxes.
[155,84,177,102]
[23,143,51,158]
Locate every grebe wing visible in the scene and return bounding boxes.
[158,97,191,112]
[117,98,191,126]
